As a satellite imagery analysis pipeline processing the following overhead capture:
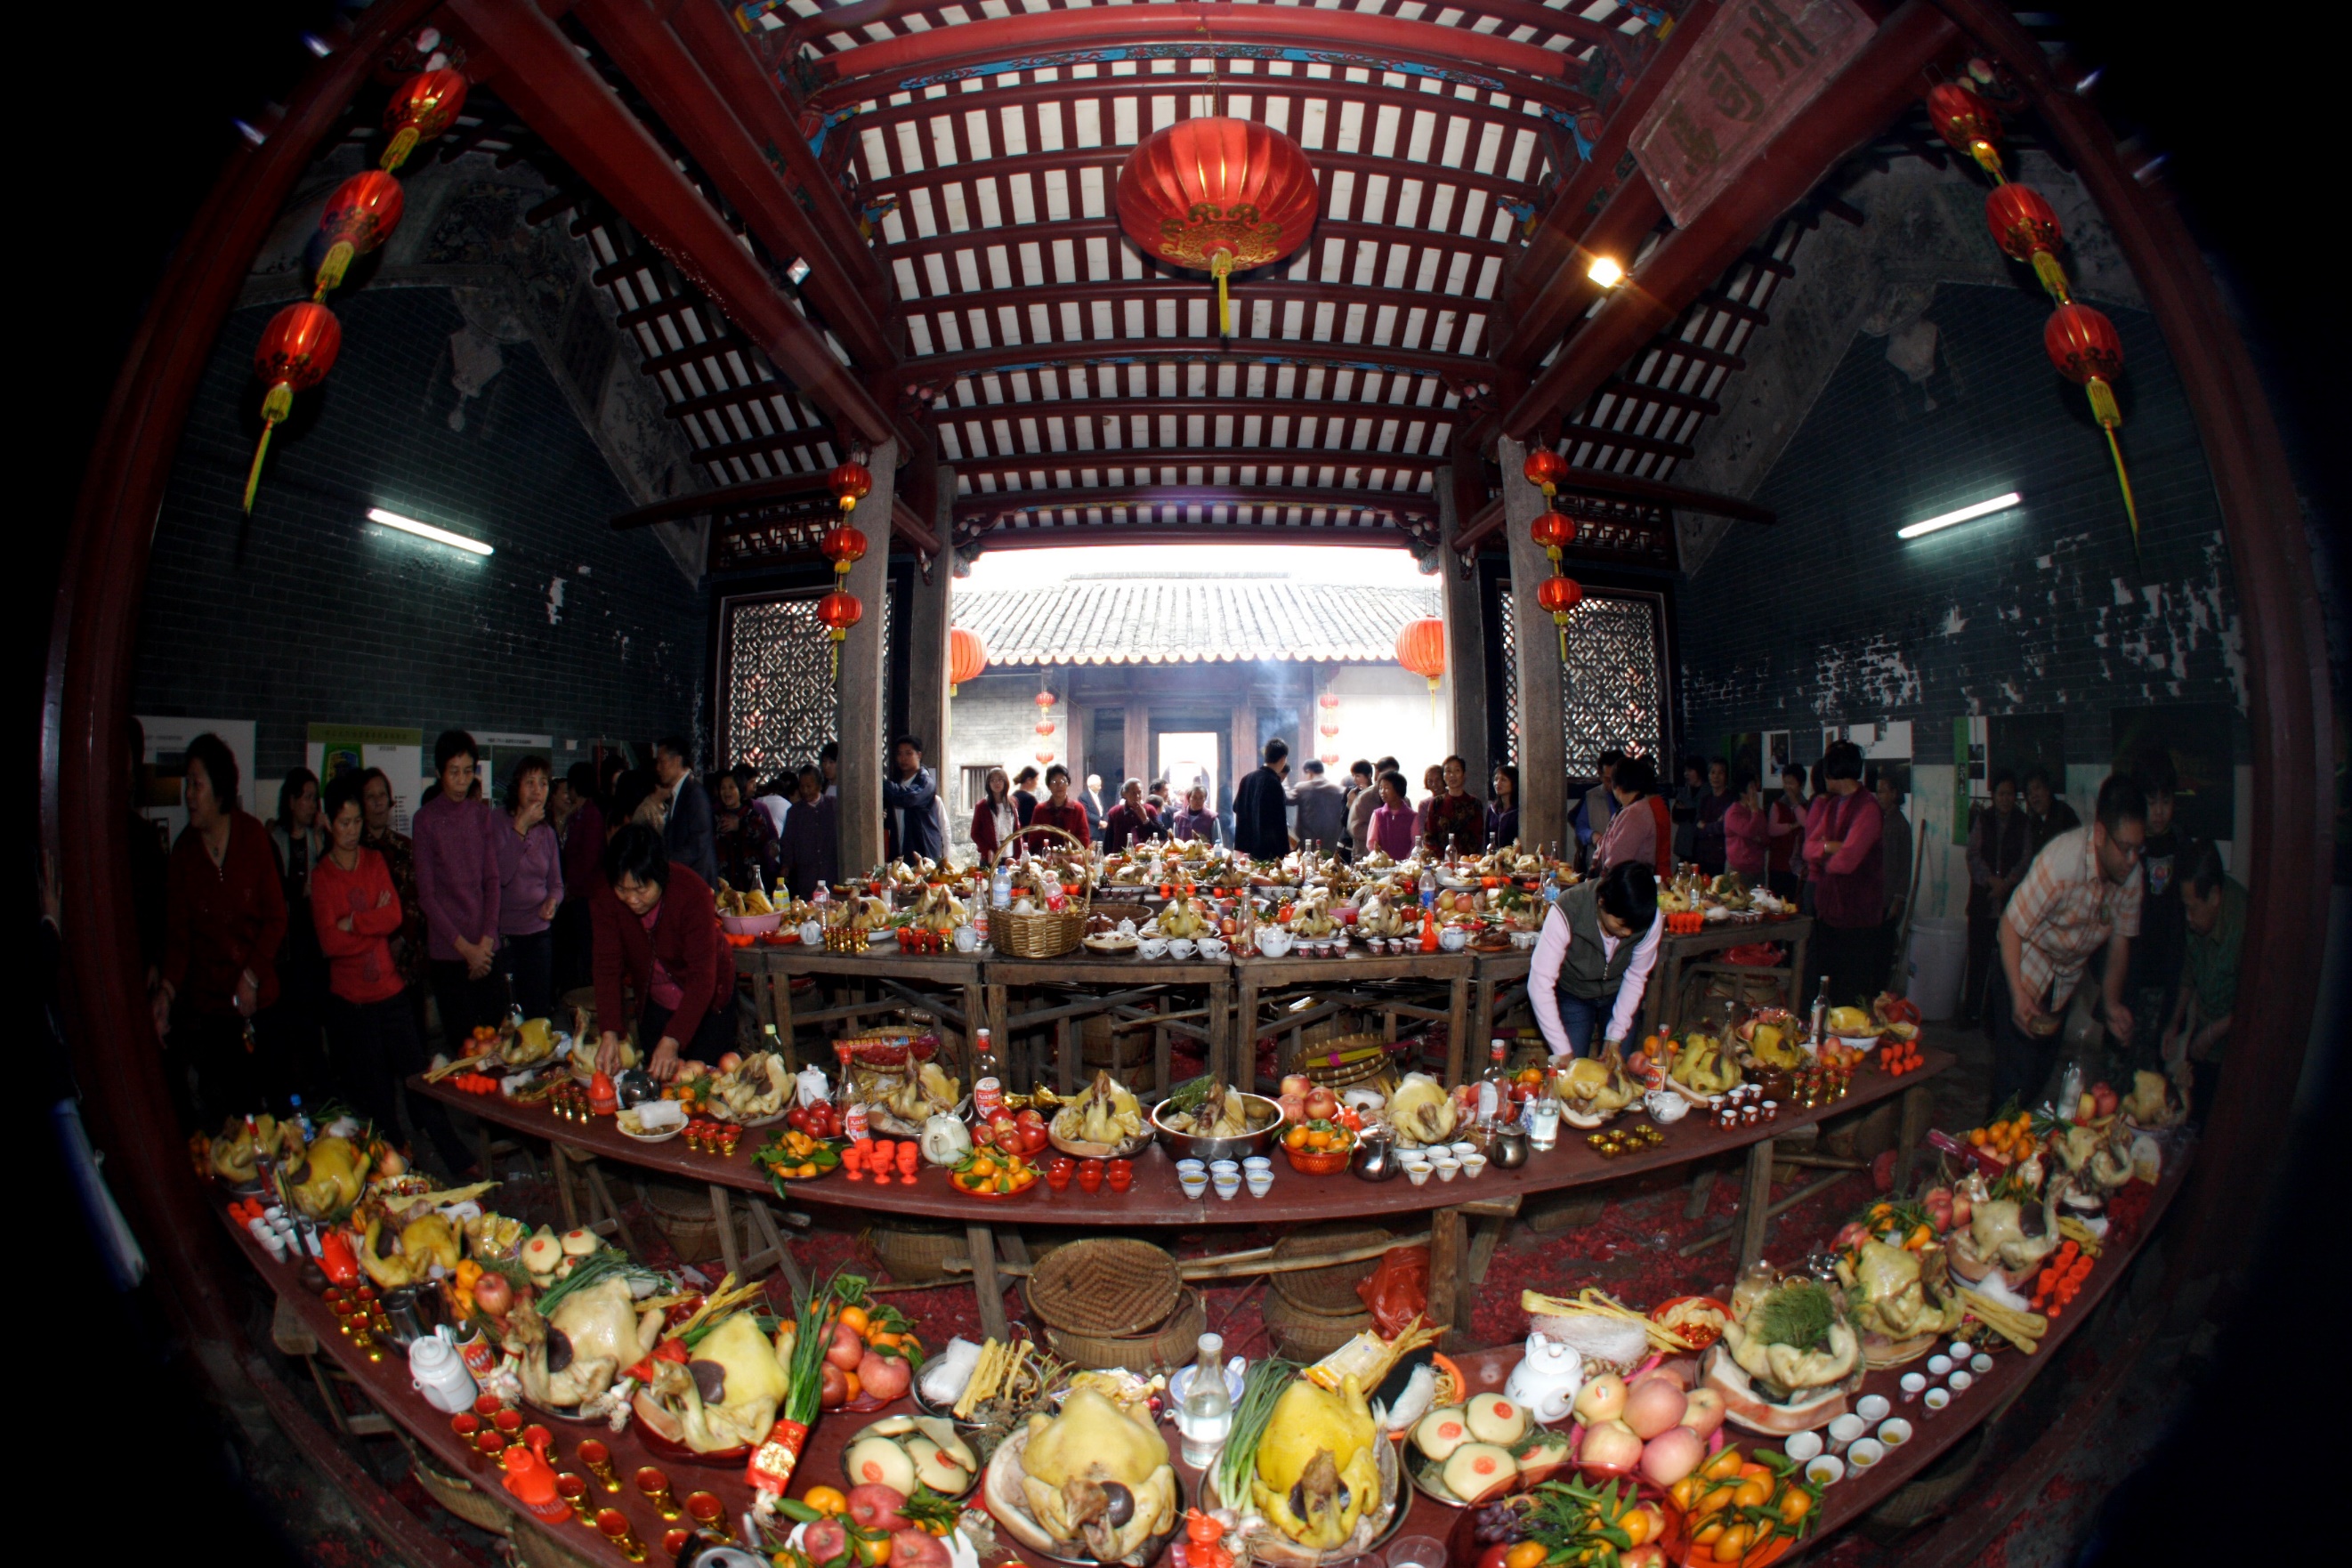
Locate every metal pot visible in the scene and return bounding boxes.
[1489,1127,1530,1169]
[1351,1128,1404,1182]
[1150,1094,1288,1163]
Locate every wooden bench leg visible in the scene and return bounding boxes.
[551,1143,581,1233]
[1737,1137,1777,1270]
[1427,1207,1467,1343]
[966,1223,1008,1341]
[1684,1165,1718,1222]
[1467,1210,1507,1288]
[1896,1082,1933,1191]
[580,1159,643,1257]
[711,1184,745,1282]
[746,1197,809,1297]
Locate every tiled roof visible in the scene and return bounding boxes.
[954,576,1438,666]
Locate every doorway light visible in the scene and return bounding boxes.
[368,506,493,556]
[1897,491,2021,540]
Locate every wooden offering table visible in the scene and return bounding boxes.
[1230,948,1475,1086]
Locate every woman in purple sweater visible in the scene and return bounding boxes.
[496,756,565,1021]
[413,731,504,1048]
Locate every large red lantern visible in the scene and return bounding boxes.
[2045,303,2139,546]
[244,302,342,512]
[1116,116,1319,337]
[1530,509,1576,564]
[828,461,873,513]
[1395,616,1445,720]
[1318,691,1340,710]
[1034,690,1056,709]
[1522,446,1569,497]
[820,524,869,579]
[1035,718,1057,739]
[1985,184,2070,303]
[817,589,862,678]
[1537,573,1584,663]
[1926,82,2003,179]
[382,69,469,172]
[314,171,405,298]
[949,626,988,695]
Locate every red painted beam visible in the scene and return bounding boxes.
[907,336,1495,387]
[1451,465,1774,553]
[956,445,1447,481]
[957,482,1436,519]
[1921,0,2332,1308]
[785,0,1629,57]
[575,0,898,373]
[446,0,898,447]
[804,4,1594,109]
[932,396,1467,431]
[666,0,892,317]
[963,519,1418,551]
[1499,174,1668,376]
[1500,1,1958,439]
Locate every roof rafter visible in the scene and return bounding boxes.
[861,143,1541,206]
[956,482,1438,519]
[782,0,1631,59]
[952,444,1446,480]
[904,336,1494,386]
[932,395,1466,431]
[879,214,1515,265]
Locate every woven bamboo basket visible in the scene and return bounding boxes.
[1080,1012,1156,1069]
[1267,1224,1394,1317]
[638,1176,727,1265]
[1263,1288,1374,1362]
[991,825,1092,958]
[1044,1287,1205,1372]
[1296,1033,1396,1092]
[1026,1237,1182,1338]
[869,1219,964,1286]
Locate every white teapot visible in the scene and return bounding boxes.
[1503,1330,1586,1424]
[408,1326,479,1413]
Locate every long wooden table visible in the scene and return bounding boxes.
[223,1130,2186,1568]
[416,1050,1946,1341]
[1643,916,1814,1039]
[1230,949,1474,1085]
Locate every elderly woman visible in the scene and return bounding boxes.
[777,765,837,899]
[592,823,737,1081]
[1168,785,1220,844]
[712,770,781,892]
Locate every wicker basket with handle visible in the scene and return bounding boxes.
[990,824,1093,959]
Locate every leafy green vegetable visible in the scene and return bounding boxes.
[1750,1279,1836,1349]
[1209,1357,1301,1508]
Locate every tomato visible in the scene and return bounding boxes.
[1475,1546,1510,1568]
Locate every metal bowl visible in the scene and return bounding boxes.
[1150,1093,1287,1163]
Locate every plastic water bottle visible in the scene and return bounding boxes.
[287,1095,314,1143]
[993,861,1012,909]
[1418,863,1437,912]
[1176,1332,1232,1470]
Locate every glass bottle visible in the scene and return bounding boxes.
[1808,977,1831,1048]
[1176,1331,1232,1470]
[973,1029,1003,1118]
[1478,1039,1513,1129]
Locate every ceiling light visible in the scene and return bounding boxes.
[1897,491,2021,540]
[1586,255,1625,288]
[368,506,493,556]
[786,256,812,285]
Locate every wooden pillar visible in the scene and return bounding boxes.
[837,438,898,875]
[906,504,953,809]
[1437,467,1489,794]
[1499,435,1567,853]
[1122,702,1152,791]
[1228,701,1256,816]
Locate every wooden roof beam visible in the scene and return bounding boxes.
[961,519,1421,551]
[574,0,898,376]
[1499,173,1669,376]
[904,337,1496,387]
[897,277,1510,321]
[930,396,1466,430]
[784,0,1631,57]
[953,446,1446,481]
[861,144,1541,206]
[610,469,942,555]
[445,0,899,448]
[1451,466,1774,553]
[1502,1,1959,440]
[956,483,1439,520]
[878,215,1515,267]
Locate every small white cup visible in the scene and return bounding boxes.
[1804,1456,1845,1488]
[1855,1394,1890,1424]
[1404,1161,1433,1187]
[1847,1437,1885,1471]
[1460,1153,1489,1179]
[1168,938,1197,961]
[1877,1418,1913,1448]
[1242,1156,1273,1173]
[1434,1158,1461,1183]
[1946,1370,1974,1394]
[1246,1170,1273,1198]
[1826,1413,1865,1453]
[1449,1141,1480,1160]
[1782,1431,1823,1464]
[1211,1171,1241,1200]
[1926,1355,1953,1378]
[1970,1353,1994,1376]
[1176,1159,1207,1176]
[1924,1387,1952,1414]
[1947,1340,1972,1361]
[1899,1373,1928,1402]
[1178,1172,1208,1200]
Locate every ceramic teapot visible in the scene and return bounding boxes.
[1502,1331,1586,1424]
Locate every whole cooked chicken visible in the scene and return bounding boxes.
[1554,1054,1637,1126]
[513,1276,663,1410]
[290,1136,368,1219]
[991,1388,1177,1564]
[1719,1278,1860,1394]
[884,1061,962,1124]
[1253,1376,1381,1550]
[631,1313,788,1453]
[1052,1071,1145,1147]
[1953,1187,2061,1278]
[1838,1240,1962,1346]
[710,1052,791,1121]
[1387,1073,1458,1146]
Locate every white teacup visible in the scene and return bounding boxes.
[1438,926,1467,952]
[1403,1160,1433,1187]
[1434,1158,1461,1182]
[1804,1456,1844,1487]
[1826,1414,1866,1453]
[1460,1152,1488,1178]
[1855,1394,1890,1424]
[1846,1437,1885,1471]
[1168,938,1197,961]
[1136,937,1169,960]
[1196,938,1228,959]
[1246,1170,1273,1198]
[1877,1418,1912,1448]
[1924,1387,1952,1414]
[1211,1172,1241,1200]
[1177,1172,1208,1200]
[952,924,978,952]
[1782,1431,1823,1464]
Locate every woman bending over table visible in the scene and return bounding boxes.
[591,824,735,1082]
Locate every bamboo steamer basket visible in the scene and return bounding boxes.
[1043,1287,1206,1372]
[1263,1288,1375,1362]
[992,826,1092,958]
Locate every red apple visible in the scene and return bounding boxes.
[804,1518,850,1564]
[1277,1094,1306,1124]
[1279,1074,1313,1100]
[819,1362,848,1410]
[857,1349,912,1402]
[1303,1087,1338,1121]
[845,1484,909,1532]
[890,1530,950,1568]
[826,1321,867,1370]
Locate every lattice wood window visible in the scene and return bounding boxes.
[720,594,837,776]
[1496,584,1519,769]
[1560,594,1665,773]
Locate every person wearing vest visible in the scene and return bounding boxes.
[1803,741,1885,1011]
[1530,861,1664,1059]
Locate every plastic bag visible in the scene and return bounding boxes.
[1355,1244,1431,1338]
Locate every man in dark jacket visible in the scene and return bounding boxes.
[653,736,716,887]
[884,734,943,863]
[1232,738,1293,861]
[1290,758,1349,850]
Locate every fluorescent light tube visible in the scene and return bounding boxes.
[1897,491,2020,540]
[368,507,493,556]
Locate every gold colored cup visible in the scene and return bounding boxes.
[578,1440,622,1493]
[597,1508,649,1563]
[556,1473,594,1524]
[634,1466,683,1521]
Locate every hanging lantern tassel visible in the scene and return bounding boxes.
[1211,250,1234,337]
[1927,82,2006,181]
[244,302,342,512]
[1537,573,1584,665]
[2046,303,2140,553]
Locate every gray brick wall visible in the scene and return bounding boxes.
[135,288,707,778]
[1677,282,2244,767]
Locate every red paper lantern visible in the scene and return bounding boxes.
[1985,184,2070,303]
[820,524,869,578]
[828,461,873,513]
[1926,82,2003,178]
[1522,446,1569,497]
[1530,509,1576,564]
[1321,753,1341,769]
[1537,574,1585,664]
[949,626,988,695]
[313,171,405,298]
[243,302,342,512]
[1115,116,1319,336]
[1035,719,1056,739]
[818,588,862,634]
[1394,617,1445,694]
[1318,691,1340,709]
[1320,720,1340,738]
[382,69,469,172]
[1034,690,1056,708]
[2045,303,2139,546]
[1035,748,1056,765]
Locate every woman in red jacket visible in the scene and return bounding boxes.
[591,824,737,1081]
[311,774,476,1176]
[970,766,1018,862]
[153,732,289,1123]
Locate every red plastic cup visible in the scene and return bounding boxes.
[1108,1159,1134,1192]
[473,1392,504,1420]
[843,1144,867,1181]
[1045,1162,1071,1192]
[1079,1159,1104,1193]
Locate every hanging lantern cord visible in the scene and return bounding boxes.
[1212,252,1233,338]
[2101,422,2142,558]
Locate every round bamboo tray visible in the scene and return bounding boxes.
[1044,1287,1205,1372]
[1268,1224,1394,1317]
[1026,1236,1182,1338]
[1296,1033,1395,1092]
[992,825,1092,958]
[1263,1287,1375,1362]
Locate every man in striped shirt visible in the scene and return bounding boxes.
[1990,773,2148,1114]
